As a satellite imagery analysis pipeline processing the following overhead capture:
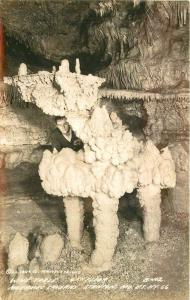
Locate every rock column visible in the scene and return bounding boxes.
[137,184,161,242]
[63,197,84,249]
[90,193,119,271]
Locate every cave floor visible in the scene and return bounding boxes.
[0,163,189,300]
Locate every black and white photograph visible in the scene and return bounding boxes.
[0,1,189,300]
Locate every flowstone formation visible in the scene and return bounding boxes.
[4,60,176,273]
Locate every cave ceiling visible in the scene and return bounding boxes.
[0,0,189,91]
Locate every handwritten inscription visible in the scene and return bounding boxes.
[6,272,169,292]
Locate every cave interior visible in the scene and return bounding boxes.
[0,1,189,299]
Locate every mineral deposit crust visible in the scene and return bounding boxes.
[6,60,176,273]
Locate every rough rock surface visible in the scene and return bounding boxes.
[10,60,176,272]
[169,142,189,212]
[143,97,189,146]
[0,165,188,300]
[0,104,52,142]
[0,145,45,169]
[102,94,189,213]
[0,1,188,212]
[0,84,54,168]
[143,97,189,213]
[1,1,189,91]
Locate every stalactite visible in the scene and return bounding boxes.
[7,59,176,272]
[168,1,189,27]
[99,88,188,102]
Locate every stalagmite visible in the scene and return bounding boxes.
[18,63,27,76]
[137,184,161,242]
[8,233,29,271]
[75,58,81,74]
[64,197,84,249]
[40,233,64,264]
[5,59,176,273]
[59,59,70,73]
[89,193,119,272]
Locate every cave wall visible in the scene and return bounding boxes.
[1,0,189,91]
[144,96,189,213]
[102,93,189,213]
[0,1,189,212]
[88,0,189,90]
[0,83,54,168]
